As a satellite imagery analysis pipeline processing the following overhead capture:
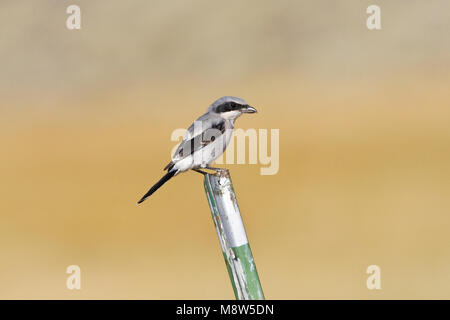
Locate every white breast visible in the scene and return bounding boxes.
[194,128,234,168]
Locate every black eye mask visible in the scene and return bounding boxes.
[216,102,246,113]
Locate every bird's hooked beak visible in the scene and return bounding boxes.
[242,105,257,114]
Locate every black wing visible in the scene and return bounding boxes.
[171,119,226,163]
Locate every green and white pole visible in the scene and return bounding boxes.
[203,169,264,300]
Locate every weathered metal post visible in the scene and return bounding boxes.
[203,169,264,300]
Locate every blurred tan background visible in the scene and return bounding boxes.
[1,0,450,299]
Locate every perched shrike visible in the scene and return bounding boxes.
[137,96,257,204]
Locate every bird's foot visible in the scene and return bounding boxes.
[205,166,226,176]
[195,166,225,176]
[193,168,208,175]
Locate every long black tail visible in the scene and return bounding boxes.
[137,170,177,204]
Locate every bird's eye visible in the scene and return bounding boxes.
[211,136,215,142]
[179,149,183,157]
